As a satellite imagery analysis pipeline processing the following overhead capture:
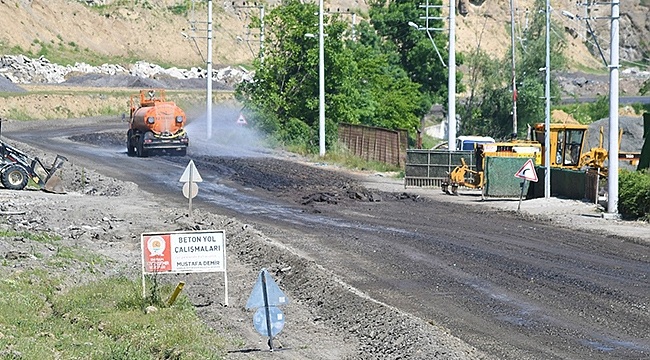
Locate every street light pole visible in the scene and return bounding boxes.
[510,0,518,136]
[318,0,325,157]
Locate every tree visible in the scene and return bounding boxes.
[346,21,423,132]
[459,0,567,139]
[369,0,461,117]
[514,0,566,130]
[236,0,424,152]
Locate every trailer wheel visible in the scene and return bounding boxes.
[136,135,148,157]
[1,164,29,190]
[126,130,136,156]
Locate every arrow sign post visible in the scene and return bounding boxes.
[179,160,203,220]
[246,268,290,351]
[514,159,538,211]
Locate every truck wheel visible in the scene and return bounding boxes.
[127,130,135,156]
[136,136,148,157]
[177,148,187,157]
[1,164,29,190]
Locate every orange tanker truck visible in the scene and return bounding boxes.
[126,89,189,157]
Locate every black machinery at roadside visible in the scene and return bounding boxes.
[0,119,67,193]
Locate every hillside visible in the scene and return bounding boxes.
[1,0,648,72]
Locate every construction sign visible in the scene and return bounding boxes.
[236,113,248,126]
[141,229,229,305]
[514,159,538,182]
[141,230,225,274]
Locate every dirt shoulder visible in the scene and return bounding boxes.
[357,170,650,246]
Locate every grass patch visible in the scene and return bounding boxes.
[0,227,228,359]
[0,272,226,359]
[305,142,404,175]
[0,228,61,244]
[5,108,32,121]
[0,38,139,67]
[168,0,195,16]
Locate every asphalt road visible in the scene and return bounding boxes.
[4,117,649,360]
[560,95,650,104]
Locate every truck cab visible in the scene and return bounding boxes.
[456,136,496,151]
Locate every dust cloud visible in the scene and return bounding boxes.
[185,102,271,158]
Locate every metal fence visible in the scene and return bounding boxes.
[404,149,476,188]
[338,123,408,168]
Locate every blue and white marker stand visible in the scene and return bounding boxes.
[245,268,290,351]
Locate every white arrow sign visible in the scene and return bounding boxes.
[180,160,203,183]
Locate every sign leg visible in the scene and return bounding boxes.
[261,271,274,351]
[517,180,527,211]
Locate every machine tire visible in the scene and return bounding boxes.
[126,130,136,156]
[177,147,187,157]
[1,164,29,190]
[136,135,148,157]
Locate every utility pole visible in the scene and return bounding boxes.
[232,2,266,64]
[510,0,518,137]
[185,0,214,139]
[560,1,620,215]
[207,0,213,139]
[325,8,356,41]
[544,0,551,199]
[260,5,265,64]
[607,0,620,215]
[410,0,455,150]
[448,0,456,150]
[318,0,325,156]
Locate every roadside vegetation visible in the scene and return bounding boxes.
[619,169,650,220]
[234,0,592,152]
[0,228,226,360]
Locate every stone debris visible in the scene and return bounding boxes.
[0,55,253,88]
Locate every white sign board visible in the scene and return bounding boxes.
[141,230,228,305]
[142,230,225,273]
[236,113,248,125]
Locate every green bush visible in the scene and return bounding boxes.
[618,169,650,220]
[168,0,193,15]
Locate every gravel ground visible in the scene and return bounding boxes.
[2,122,649,359]
[0,133,494,359]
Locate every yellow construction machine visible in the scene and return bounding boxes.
[443,140,543,194]
[531,123,608,172]
[442,123,607,194]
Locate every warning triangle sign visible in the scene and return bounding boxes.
[236,113,247,125]
[514,159,538,182]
